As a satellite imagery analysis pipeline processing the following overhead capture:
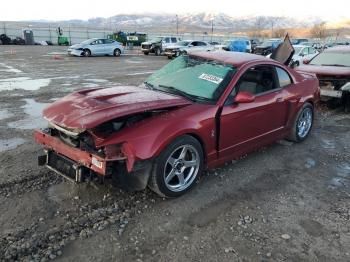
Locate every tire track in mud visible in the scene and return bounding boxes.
[0,185,158,261]
[0,171,62,198]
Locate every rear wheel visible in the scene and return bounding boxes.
[167,55,172,59]
[288,102,314,142]
[113,48,121,57]
[143,51,149,55]
[148,135,203,198]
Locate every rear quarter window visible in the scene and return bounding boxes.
[276,67,292,87]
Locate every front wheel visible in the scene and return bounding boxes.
[83,49,91,57]
[113,48,121,57]
[148,135,204,198]
[288,102,314,142]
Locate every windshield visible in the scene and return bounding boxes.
[145,55,236,102]
[81,39,94,45]
[310,52,350,67]
[177,41,190,46]
[293,47,303,54]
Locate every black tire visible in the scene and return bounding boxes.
[113,48,121,57]
[84,49,91,57]
[154,48,161,56]
[148,135,204,198]
[143,51,149,55]
[288,102,314,142]
[167,55,172,59]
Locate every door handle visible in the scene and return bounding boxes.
[276,97,284,102]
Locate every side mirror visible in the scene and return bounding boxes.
[235,91,255,103]
[299,53,304,57]
[303,59,310,64]
[188,44,193,47]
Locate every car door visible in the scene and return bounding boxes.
[90,39,104,55]
[162,37,171,48]
[219,65,290,160]
[103,39,114,54]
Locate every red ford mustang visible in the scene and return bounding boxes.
[35,51,320,197]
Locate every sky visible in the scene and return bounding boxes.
[1,0,349,21]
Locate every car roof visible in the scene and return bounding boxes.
[293,45,307,48]
[324,45,350,53]
[190,51,273,67]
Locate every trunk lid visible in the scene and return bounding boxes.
[43,86,191,129]
[270,34,295,66]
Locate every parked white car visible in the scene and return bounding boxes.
[68,38,124,57]
[163,40,215,59]
[291,45,319,66]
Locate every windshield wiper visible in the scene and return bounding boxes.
[158,84,209,102]
[321,64,347,67]
[144,81,155,90]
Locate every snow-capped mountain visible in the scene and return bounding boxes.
[32,12,329,32]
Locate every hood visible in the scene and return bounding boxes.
[70,44,83,49]
[142,40,160,45]
[43,86,191,129]
[270,34,294,66]
[296,64,350,77]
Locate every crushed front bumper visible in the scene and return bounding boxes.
[34,129,152,190]
[35,129,108,181]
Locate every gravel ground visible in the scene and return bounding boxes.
[0,45,349,262]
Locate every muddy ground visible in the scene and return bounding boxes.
[0,46,349,262]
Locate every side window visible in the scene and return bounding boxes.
[309,47,316,54]
[236,66,278,95]
[276,67,292,87]
[191,41,198,46]
[104,39,114,44]
[302,47,308,55]
[197,41,206,46]
[171,37,177,43]
[164,37,170,43]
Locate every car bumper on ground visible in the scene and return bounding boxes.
[164,50,180,57]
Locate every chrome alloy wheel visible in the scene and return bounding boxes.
[297,107,313,138]
[164,145,200,192]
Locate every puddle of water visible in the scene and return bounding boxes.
[337,164,350,178]
[329,177,347,188]
[0,77,51,91]
[126,71,155,76]
[7,99,49,130]
[305,158,316,169]
[85,79,108,83]
[126,58,144,64]
[83,83,100,88]
[321,139,336,149]
[0,109,13,121]
[0,63,23,73]
[47,52,67,55]
[0,138,26,152]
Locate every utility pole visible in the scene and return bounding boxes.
[176,15,179,35]
[211,18,214,41]
[271,21,274,37]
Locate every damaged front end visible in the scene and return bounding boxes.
[318,76,350,99]
[35,110,166,190]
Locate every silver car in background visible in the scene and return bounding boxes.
[68,38,124,57]
[164,40,214,59]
